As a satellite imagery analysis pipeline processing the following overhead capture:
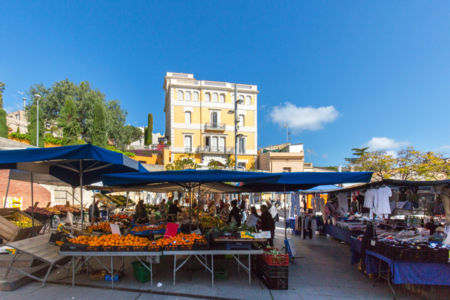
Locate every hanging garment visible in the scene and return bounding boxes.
[290,193,301,217]
[337,193,349,214]
[374,186,392,218]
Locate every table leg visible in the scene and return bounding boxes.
[211,254,214,287]
[111,256,114,289]
[41,263,54,287]
[4,250,19,279]
[173,255,176,287]
[150,256,153,287]
[238,254,240,273]
[248,254,251,285]
[72,256,75,287]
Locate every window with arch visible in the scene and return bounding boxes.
[178,90,184,101]
[185,91,191,101]
[219,94,225,103]
[246,96,251,105]
[205,93,211,102]
[193,92,199,102]
[213,93,218,103]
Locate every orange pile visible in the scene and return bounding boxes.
[69,234,151,247]
[110,214,132,220]
[133,224,166,232]
[154,233,206,248]
[89,222,112,232]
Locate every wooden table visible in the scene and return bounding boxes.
[4,234,68,287]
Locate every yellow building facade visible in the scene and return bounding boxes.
[163,72,258,169]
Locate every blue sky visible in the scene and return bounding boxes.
[1,1,449,166]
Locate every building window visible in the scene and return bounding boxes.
[283,168,291,172]
[246,96,251,105]
[184,135,192,152]
[193,92,199,102]
[211,112,218,127]
[239,115,244,126]
[185,91,191,101]
[231,94,235,104]
[15,114,20,120]
[219,94,225,103]
[239,95,244,103]
[205,136,210,151]
[219,137,225,152]
[185,112,191,124]
[239,137,245,154]
[205,93,211,102]
[238,162,246,168]
[178,90,184,101]
[213,93,218,103]
[212,136,218,152]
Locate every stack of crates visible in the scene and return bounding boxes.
[253,248,289,290]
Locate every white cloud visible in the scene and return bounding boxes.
[322,154,328,159]
[436,145,450,151]
[364,137,408,151]
[270,103,339,132]
[385,150,398,158]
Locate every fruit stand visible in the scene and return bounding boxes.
[0,208,44,242]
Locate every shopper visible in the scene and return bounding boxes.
[208,200,217,216]
[259,205,275,246]
[220,203,231,222]
[228,200,242,226]
[219,200,225,211]
[275,198,281,208]
[168,199,183,221]
[158,199,166,219]
[246,206,259,227]
[267,200,279,222]
[134,200,148,224]
[192,198,198,210]
[89,200,100,225]
[166,196,174,209]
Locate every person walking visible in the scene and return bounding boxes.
[246,206,259,227]
[228,200,242,226]
[259,205,275,246]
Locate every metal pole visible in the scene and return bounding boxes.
[80,161,84,231]
[234,84,238,171]
[31,173,36,235]
[3,170,11,208]
[284,185,287,242]
[36,99,39,147]
[126,191,129,209]
[189,186,192,233]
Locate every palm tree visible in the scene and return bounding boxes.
[351,147,369,157]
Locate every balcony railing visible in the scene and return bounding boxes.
[197,146,234,154]
[238,148,246,154]
[204,122,226,131]
[184,147,193,153]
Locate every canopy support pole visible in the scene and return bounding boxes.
[197,184,201,230]
[284,184,287,253]
[80,161,84,232]
[30,173,37,237]
[126,191,129,209]
[72,187,75,207]
[3,170,11,208]
[189,185,192,233]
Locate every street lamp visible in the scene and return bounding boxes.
[34,94,42,147]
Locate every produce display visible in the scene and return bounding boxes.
[96,194,135,207]
[5,215,33,228]
[52,205,81,214]
[200,216,227,228]
[69,234,152,247]
[24,207,54,217]
[89,222,112,232]
[154,233,206,249]
[110,214,132,221]
[133,223,166,232]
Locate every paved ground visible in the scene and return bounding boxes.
[0,213,425,300]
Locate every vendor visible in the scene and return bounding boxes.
[208,200,216,216]
[168,199,183,221]
[220,203,230,222]
[228,200,241,226]
[259,205,275,246]
[89,200,100,225]
[219,200,225,211]
[192,198,198,210]
[246,206,259,227]
[134,200,148,224]
[267,200,279,222]
[159,199,167,219]
[166,196,174,209]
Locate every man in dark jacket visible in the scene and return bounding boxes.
[228,200,241,226]
[89,200,100,225]
[168,200,183,221]
[259,205,275,246]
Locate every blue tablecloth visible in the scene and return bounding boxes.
[350,236,362,265]
[324,224,361,243]
[286,217,296,230]
[365,250,450,286]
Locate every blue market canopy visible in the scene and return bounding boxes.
[0,144,148,186]
[101,169,281,188]
[242,172,373,192]
[298,184,343,193]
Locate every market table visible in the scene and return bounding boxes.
[323,224,363,243]
[163,248,264,287]
[365,250,450,299]
[59,251,163,288]
[5,234,69,287]
[350,236,362,265]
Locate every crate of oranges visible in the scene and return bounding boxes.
[68,234,162,252]
[88,222,112,233]
[131,223,166,235]
[154,233,206,251]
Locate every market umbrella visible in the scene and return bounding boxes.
[0,144,149,232]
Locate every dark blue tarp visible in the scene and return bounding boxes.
[101,169,281,187]
[0,144,148,186]
[243,172,373,192]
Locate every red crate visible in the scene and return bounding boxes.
[260,253,289,266]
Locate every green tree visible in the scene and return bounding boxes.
[27,105,45,147]
[352,147,369,156]
[16,127,20,134]
[146,113,153,145]
[165,153,200,170]
[57,100,81,146]
[0,82,7,138]
[91,103,107,148]
[348,150,396,181]
[123,125,142,145]
[144,127,148,145]
[26,79,129,147]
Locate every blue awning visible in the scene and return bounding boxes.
[101,169,281,187]
[298,185,343,193]
[0,144,148,186]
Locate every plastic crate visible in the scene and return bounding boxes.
[117,245,132,251]
[132,261,151,282]
[105,271,124,281]
[164,244,179,251]
[259,259,288,278]
[260,253,289,266]
[86,245,102,252]
[431,248,449,263]
[60,243,89,252]
[194,239,210,250]
[214,270,228,281]
[147,245,162,252]
[259,273,288,290]
[102,245,117,252]
[179,244,194,250]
